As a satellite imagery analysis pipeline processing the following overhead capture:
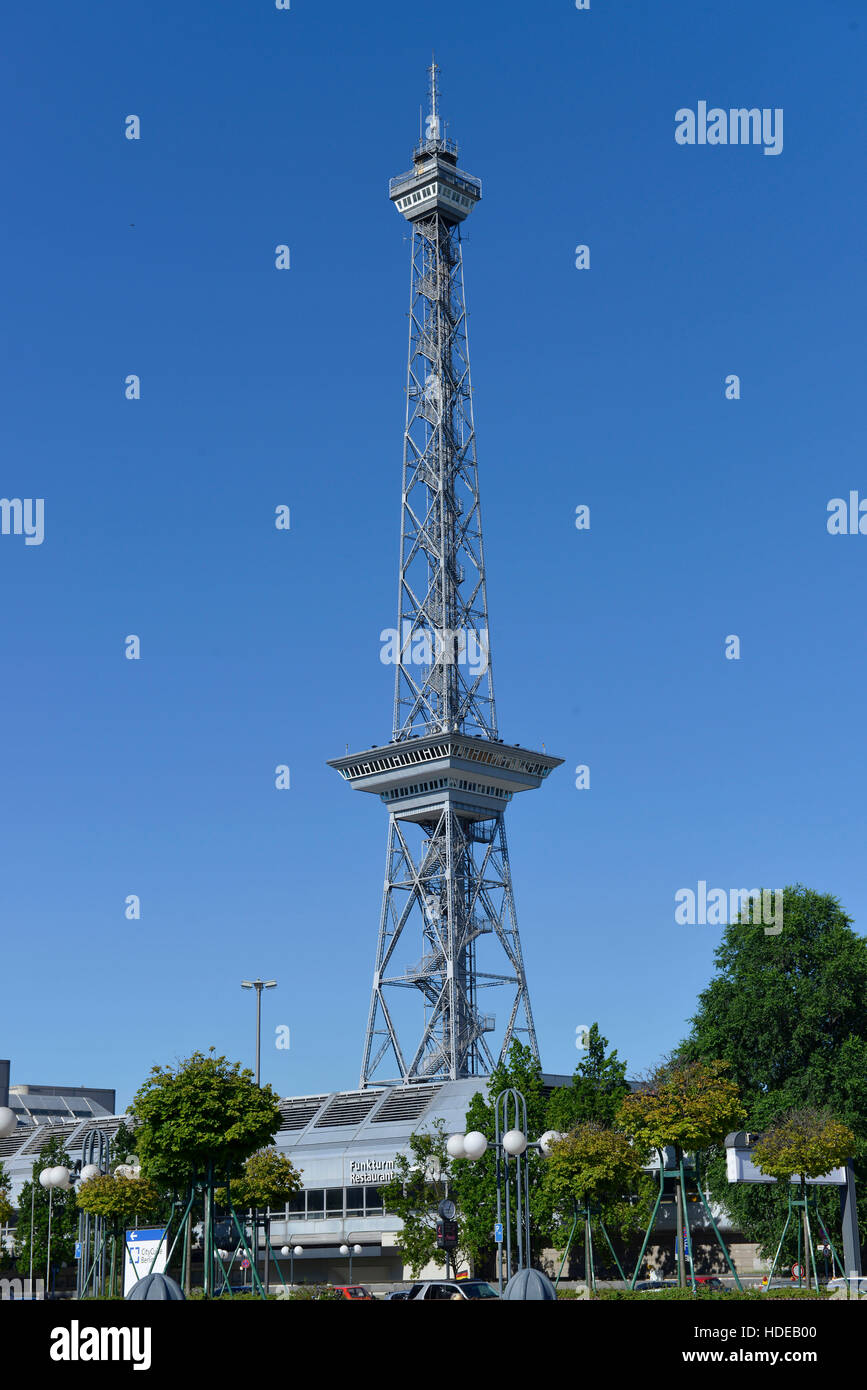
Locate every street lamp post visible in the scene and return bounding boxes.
[40,1165,72,1297]
[240,978,277,1086]
[281,1243,304,1285]
[448,1090,563,1295]
[241,977,276,1294]
[339,1242,362,1286]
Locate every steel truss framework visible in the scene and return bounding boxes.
[362,804,538,1085]
[393,209,495,742]
[342,68,559,1088]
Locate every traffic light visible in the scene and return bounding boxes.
[436,1220,458,1250]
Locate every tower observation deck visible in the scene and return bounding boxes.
[330,63,562,1088]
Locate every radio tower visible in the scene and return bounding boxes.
[330,62,562,1087]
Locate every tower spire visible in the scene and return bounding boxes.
[329,67,562,1087]
[428,55,440,141]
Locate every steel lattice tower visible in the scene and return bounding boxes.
[330,64,562,1087]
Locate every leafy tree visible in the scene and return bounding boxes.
[680,886,867,1260]
[752,1109,855,1185]
[0,1159,13,1228]
[77,1173,165,1296]
[109,1121,139,1169]
[380,1120,458,1277]
[618,1058,746,1285]
[752,1108,855,1286]
[225,1148,303,1210]
[0,1160,14,1269]
[546,1024,631,1131]
[15,1136,79,1278]
[450,1041,551,1272]
[619,1057,745,1155]
[543,1123,647,1282]
[131,1049,282,1189]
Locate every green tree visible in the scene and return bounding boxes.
[450,1041,551,1272]
[546,1024,631,1131]
[681,885,867,1261]
[0,1159,13,1227]
[109,1121,139,1169]
[77,1173,165,1296]
[15,1136,79,1281]
[131,1049,282,1189]
[752,1108,855,1286]
[380,1121,458,1277]
[0,1160,14,1269]
[543,1123,647,1282]
[130,1050,282,1296]
[618,1058,746,1286]
[227,1148,303,1209]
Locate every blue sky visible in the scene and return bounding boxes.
[2,0,865,1110]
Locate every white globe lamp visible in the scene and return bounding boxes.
[539,1130,562,1157]
[502,1129,528,1157]
[446,1133,466,1159]
[463,1131,488,1161]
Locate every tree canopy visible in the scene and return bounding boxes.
[131,1049,282,1189]
[752,1109,855,1183]
[544,1122,646,1210]
[618,1057,746,1155]
[224,1148,303,1210]
[76,1172,165,1230]
[546,1024,631,1131]
[680,886,867,1258]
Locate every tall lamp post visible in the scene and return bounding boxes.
[340,1243,362,1286]
[241,977,276,1294]
[281,1243,304,1285]
[448,1088,563,1295]
[240,977,277,1086]
[39,1165,73,1297]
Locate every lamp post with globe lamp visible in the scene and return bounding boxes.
[76,1126,112,1298]
[39,1163,74,1297]
[339,1242,362,1287]
[448,1089,563,1295]
[280,1243,304,1286]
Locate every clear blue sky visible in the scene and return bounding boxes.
[2,1,865,1110]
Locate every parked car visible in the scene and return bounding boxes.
[332,1284,375,1300]
[385,1288,412,1300]
[408,1279,499,1300]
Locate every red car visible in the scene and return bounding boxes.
[332,1284,374,1300]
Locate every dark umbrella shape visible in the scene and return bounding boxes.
[501,1269,557,1300]
[126,1272,186,1301]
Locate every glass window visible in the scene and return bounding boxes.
[326,1188,344,1216]
[287,1192,305,1215]
[306,1188,325,1218]
[364,1185,384,1214]
[346,1187,364,1213]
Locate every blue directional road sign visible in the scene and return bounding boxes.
[494,1222,504,1243]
